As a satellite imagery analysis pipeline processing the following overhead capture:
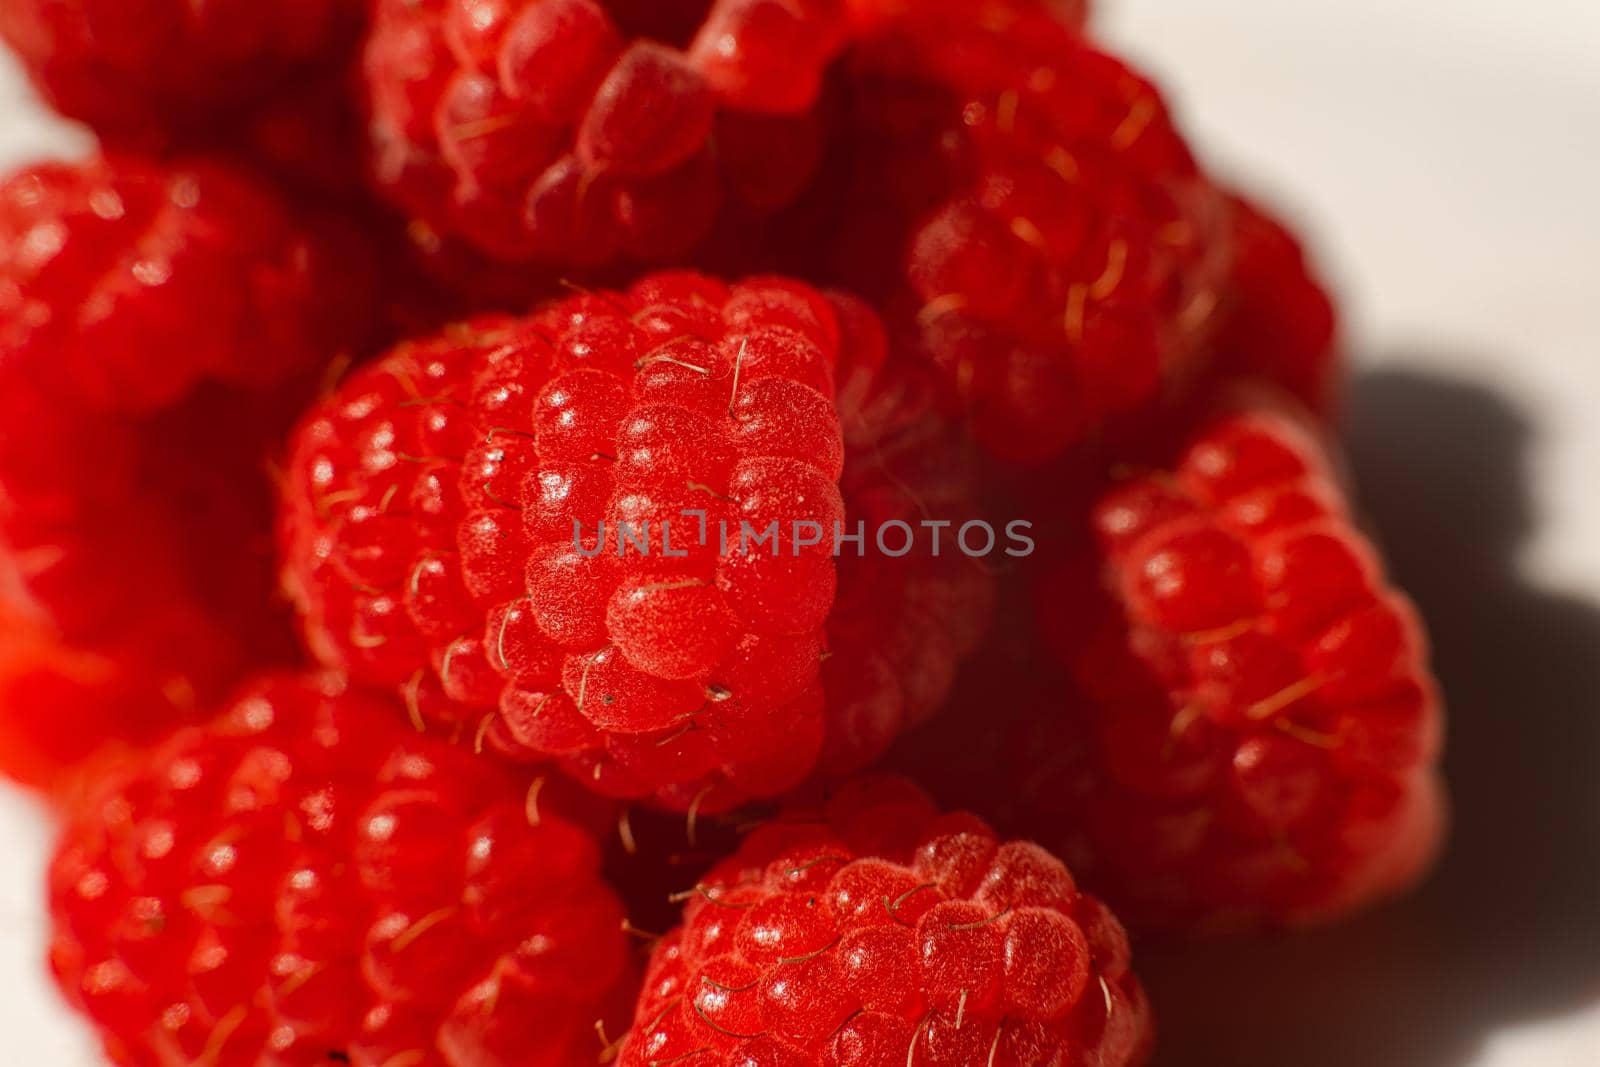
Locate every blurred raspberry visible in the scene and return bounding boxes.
[618,776,1153,1066]
[0,0,364,144]
[0,378,310,793]
[1027,408,1445,932]
[0,154,378,413]
[47,671,636,1066]
[278,274,991,812]
[1205,193,1342,415]
[0,153,380,791]
[762,4,1231,462]
[0,151,377,793]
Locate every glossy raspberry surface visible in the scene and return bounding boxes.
[619,777,1152,1066]
[0,0,363,141]
[0,154,376,413]
[1031,409,1445,932]
[279,274,990,811]
[48,672,634,1067]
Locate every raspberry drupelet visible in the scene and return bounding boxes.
[47,672,635,1067]
[617,776,1153,1066]
[1031,408,1445,932]
[0,0,364,144]
[0,154,377,413]
[278,274,991,812]
[790,5,1232,463]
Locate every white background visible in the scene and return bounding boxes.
[2,1,1597,1063]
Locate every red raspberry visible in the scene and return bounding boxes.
[0,154,377,412]
[278,274,991,812]
[617,777,1153,1066]
[0,0,363,143]
[1205,193,1342,416]
[362,0,850,269]
[1030,409,1445,932]
[787,6,1231,462]
[47,672,635,1067]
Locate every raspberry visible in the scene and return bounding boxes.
[0,154,377,412]
[362,0,849,269]
[1029,409,1445,932]
[782,6,1231,463]
[1204,193,1341,416]
[278,274,991,812]
[617,777,1153,1066]
[0,0,363,143]
[47,672,635,1067]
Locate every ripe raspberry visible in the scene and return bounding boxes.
[1204,193,1341,416]
[362,0,850,269]
[48,672,635,1067]
[278,274,991,812]
[0,0,363,143]
[0,154,377,413]
[740,5,1227,464]
[1031,409,1445,932]
[617,777,1153,1066]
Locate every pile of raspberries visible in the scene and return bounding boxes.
[0,3,1442,1065]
